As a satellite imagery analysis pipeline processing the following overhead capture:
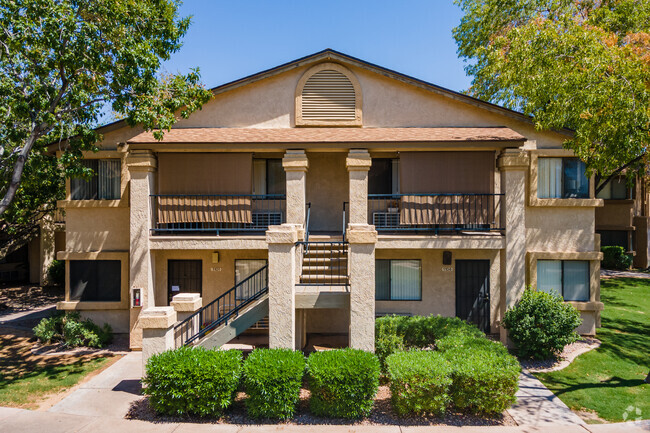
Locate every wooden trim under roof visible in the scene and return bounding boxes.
[127,127,526,145]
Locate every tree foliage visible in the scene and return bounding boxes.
[0,0,212,256]
[454,0,650,190]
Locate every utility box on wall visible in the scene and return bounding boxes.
[131,287,142,308]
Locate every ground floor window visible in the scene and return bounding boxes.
[235,259,267,300]
[375,259,421,301]
[70,260,121,302]
[537,260,590,301]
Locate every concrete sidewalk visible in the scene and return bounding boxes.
[1,407,649,433]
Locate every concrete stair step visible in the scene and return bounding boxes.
[300,275,349,284]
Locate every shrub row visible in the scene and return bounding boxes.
[386,338,520,416]
[601,245,632,270]
[144,347,379,420]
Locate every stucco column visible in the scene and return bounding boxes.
[347,223,377,351]
[126,150,157,350]
[346,149,372,225]
[140,306,177,375]
[39,213,56,286]
[497,149,529,344]
[266,224,298,349]
[282,150,309,225]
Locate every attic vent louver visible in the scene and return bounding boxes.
[302,70,355,120]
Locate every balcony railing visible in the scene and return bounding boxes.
[151,194,286,235]
[368,193,504,233]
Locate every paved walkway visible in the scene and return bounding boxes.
[600,269,650,279]
[0,304,57,330]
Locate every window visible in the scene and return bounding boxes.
[376,259,421,300]
[253,159,286,195]
[537,260,590,301]
[538,158,589,198]
[597,230,629,250]
[369,159,399,195]
[235,259,267,300]
[596,177,629,200]
[71,159,121,200]
[70,260,121,302]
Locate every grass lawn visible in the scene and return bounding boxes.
[0,329,113,408]
[535,277,649,422]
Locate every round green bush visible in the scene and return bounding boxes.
[33,311,112,348]
[386,350,452,417]
[143,347,242,417]
[307,348,380,419]
[502,288,583,360]
[243,348,305,419]
[601,246,632,270]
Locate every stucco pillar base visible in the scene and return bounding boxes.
[171,293,202,335]
[267,224,298,349]
[347,224,377,352]
[283,150,308,225]
[140,307,177,375]
[497,149,529,345]
[346,149,372,225]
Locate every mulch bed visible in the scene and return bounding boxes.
[519,337,601,372]
[126,386,516,426]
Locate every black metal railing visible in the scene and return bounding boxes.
[296,241,349,286]
[173,265,268,347]
[368,193,504,233]
[342,201,348,242]
[151,194,286,235]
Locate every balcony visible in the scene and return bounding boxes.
[368,193,504,234]
[150,194,286,235]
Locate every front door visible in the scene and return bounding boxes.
[168,260,202,304]
[455,260,490,333]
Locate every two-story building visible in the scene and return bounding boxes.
[56,50,604,351]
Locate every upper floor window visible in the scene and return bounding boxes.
[537,259,589,302]
[538,158,588,199]
[71,159,121,200]
[253,159,286,195]
[295,63,362,126]
[596,177,629,200]
[369,158,399,195]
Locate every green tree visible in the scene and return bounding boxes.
[0,0,211,256]
[454,0,650,192]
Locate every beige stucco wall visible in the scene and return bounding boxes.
[595,201,634,228]
[375,248,500,333]
[305,152,349,232]
[65,208,130,252]
[526,207,596,253]
[152,249,268,306]
[80,310,130,334]
[307,309,350,334]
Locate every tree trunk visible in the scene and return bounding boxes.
[0,131,37,215]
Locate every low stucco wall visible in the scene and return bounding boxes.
[375,248,501,333]
[80,310,130,334]
[152,249,268,306]
[576,311,597,335]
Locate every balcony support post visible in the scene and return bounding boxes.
[126,150,157,350]
[266,224,298,349]
[346,223,377,351]
[282,150,309,226]
[497,149,529,344]
[346,149,372,225]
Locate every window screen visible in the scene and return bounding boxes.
[369,159,393,195]
[71,159,121,200]
[375,259,421,301]
[69,260,121,302]
[235,259,267,300]
[537,260,589,302]
[252,159,285,195]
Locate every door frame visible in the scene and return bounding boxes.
[454,259,490,333]
[167,259,203,304]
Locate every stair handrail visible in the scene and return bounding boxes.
[174,264,268,346]
[342,201,348,242]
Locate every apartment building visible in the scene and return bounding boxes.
[56,50,604,350]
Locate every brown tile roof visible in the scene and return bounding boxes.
[128,127,526,144]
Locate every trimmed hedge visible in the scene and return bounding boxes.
[435,333,509,356]
[143,347,242,417]
[443,347,520,415]
[307,348,380,419]
[601,246,632,270]
[503,288,582,360]
[33,311,112,348]
[243,348,306,419]
[386,351,452,416]
[375,315,484,370]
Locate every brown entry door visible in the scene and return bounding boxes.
[168,260,202,304]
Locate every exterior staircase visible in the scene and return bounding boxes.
[299,241,349,286]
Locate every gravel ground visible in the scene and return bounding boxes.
[126,385,515,426]
[519,338,601,372]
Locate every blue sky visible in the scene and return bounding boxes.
[161,0,472,93]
